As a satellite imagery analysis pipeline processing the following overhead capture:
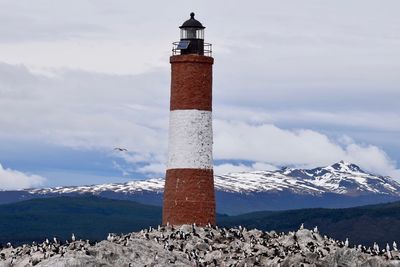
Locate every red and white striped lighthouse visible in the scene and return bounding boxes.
[162,13,215,226]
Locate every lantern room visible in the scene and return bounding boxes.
[172,12,212,56]
[180,12,205,39]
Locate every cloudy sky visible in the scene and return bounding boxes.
[0,0,399,189]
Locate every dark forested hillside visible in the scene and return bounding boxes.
[0,196,162,245]
[219,201,400,247]
[1,196,399,247]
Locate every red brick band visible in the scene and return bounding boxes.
[162,168,216,226]
[170,55,213,111]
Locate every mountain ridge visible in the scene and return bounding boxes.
[27,161,400,197]
[1,161,399,214]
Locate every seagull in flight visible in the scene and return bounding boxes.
[114,147,128,152]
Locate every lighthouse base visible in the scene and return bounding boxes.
[162,169,215,226]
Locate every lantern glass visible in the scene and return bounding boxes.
[181,28,204,39]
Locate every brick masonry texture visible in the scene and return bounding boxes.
[170,55,213,111]
[163,168,216,226]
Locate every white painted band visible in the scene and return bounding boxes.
[167,110,213,169]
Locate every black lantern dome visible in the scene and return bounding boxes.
[172,12,211,56]
[180,12,205,29]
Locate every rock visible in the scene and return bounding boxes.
[1,226,400,267]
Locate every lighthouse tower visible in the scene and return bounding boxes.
[162,13,215,226]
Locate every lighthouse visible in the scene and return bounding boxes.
[162,13,215,226]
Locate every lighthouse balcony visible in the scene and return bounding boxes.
[172,41,212,57]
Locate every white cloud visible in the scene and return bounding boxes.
[214,164,254,175]
[251,162,279,172]
[214,120,400,179]
[390,169,400,181]
[0,164,45,190]
[342,144,398,177]
[1,0,400,185]
[214,162,278,175]
[137,163,166,176]
[0,61,399,183]
[0,40,168,75]
[0,62,169,156]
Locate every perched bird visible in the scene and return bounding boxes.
[2,224,397,265]
[387,245,393,259]
[299,223,304,230]
[107,233,113,242]
[373,242,380,253]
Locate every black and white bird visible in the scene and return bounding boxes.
[107,233,114,242]
[386,243,392,259]
[373,242,380,253]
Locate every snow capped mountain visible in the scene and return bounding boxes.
[216,161,400,196]
[28,161,400,197]
[1,161,398,214]
[29,178,165,195]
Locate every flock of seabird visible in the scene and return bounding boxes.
[1,224,400,266]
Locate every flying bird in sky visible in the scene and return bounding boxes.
[114,148,128,152]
